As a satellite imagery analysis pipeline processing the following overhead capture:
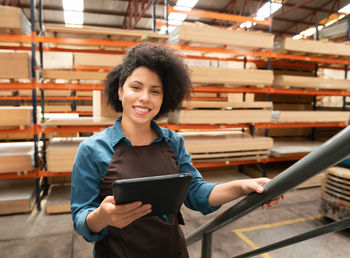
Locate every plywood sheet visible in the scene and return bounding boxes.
[272,111,350,123]
[273,75,350,90]
[46,184,71,214]
[280,37,350,57]
[0,5,30,34]
[190,66,273,86]
[45,116,114,126]
[271,140,322,157]
[168,109,271,124]
[0,106,32,127]
[42,69,107,80]
[0,142,34,173]
[169,24,274,49]
[180,131,273,153]
[0,179,35,215]
[0,52,30,79]
[74,53,123,67]
[46,137,87,172]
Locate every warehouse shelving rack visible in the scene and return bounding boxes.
[1,2,350,210]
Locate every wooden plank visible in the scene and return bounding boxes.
[279,37,350,57]
[190,66,273,86]
[0,5,30,35]
[272,111,350,123]
[181,100,272,109]
[47,137,87,172]
[169,24,274,49]
[0,142,34,173]
[273,75,350,90]
[0,179,35,215]
[45,116,114,126]
[74,53,123,67]
[271,140,322,157]
[191,150,270,159]
[42,69,107,80]
[180,131,273,153]
[168,109,271,124]
[0,106,32,127]
[0,52,30,79]
[46,184,71,214]
[44,23,168,40]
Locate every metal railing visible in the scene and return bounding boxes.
[185,126,350,258]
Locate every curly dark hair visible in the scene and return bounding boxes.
[104,43,191,119]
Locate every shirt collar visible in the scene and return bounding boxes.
[110,116,170,147]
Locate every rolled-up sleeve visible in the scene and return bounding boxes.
[71,142,108,242]
[171,133,221,215]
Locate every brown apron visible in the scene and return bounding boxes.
[95,140,189,258]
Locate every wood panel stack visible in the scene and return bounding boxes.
[0,5,31,35]
[321,166,350,220]
[0,142,35,174]
[181,131,273,163]
[46,137,87,172]
[0,179,35,215]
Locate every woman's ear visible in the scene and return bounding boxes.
[118,86,123,101]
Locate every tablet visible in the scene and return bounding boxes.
[112,173,192,216]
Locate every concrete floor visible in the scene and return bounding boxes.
[1,168,350,258]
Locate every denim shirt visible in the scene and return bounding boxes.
[71,116,220,242]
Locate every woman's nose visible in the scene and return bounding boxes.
[139,90,150,102]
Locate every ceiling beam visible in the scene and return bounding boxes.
[273,0,316,18]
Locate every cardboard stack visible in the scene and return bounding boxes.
[181,131,273,163]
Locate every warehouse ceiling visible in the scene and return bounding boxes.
[8,0,350,37]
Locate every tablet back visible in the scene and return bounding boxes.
[112,173,192,216]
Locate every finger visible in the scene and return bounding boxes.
[115,201,143,214]
[117,204,152,220]
[255,177,270,185]
[102,195,116,204]
[116,206,152,228]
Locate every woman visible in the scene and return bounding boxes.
[71,43,283,258]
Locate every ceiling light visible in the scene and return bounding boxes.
[176,0,199,9]
[62,0,84,11]
[168,12,187,22]
[338,3,350,13]
[64,10,84,26]
[292,34,302,40]
[255,2,282,20]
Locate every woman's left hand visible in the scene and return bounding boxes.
[240,177,285,209]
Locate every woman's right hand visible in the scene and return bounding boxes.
[86,196,152,233]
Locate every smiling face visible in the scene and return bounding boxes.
[118,66,163,126]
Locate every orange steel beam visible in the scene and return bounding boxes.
[255,122,348,129]
[268,88,350,96]
[0,82,33,90]
[39,171,72,177]
[184,97,228,101]
[0,96,92,100]
[73,65,113,72]
[167,5,271,26]
[0,171,36,180]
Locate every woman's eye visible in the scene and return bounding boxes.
[131,85,140,90]
[151,90,160,95]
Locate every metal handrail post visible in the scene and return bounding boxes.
[232,217,350,258]
[201,232,212,258]
[186,126,350,245]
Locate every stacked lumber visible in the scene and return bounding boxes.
[74,53,123,67]
[42,69,106,81]
[46,137,87,172]
[321,166,350,220]
[0,52,30,79]
[276,37,350,57]
[169,93,271,124]
[0,106,33,127]
[169,24,274,50]
[190,66,273,86]
[0,142,34,173]
[0,179,35,215]
[271,111,350,123]
[0,5,30,35]
[45,116,114,127]
[93,90,121,119]
[44,23,168,42]
[271,140,322,157]
[273,75,350,90]
[46,184,71,214]
[181,131,273,163]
